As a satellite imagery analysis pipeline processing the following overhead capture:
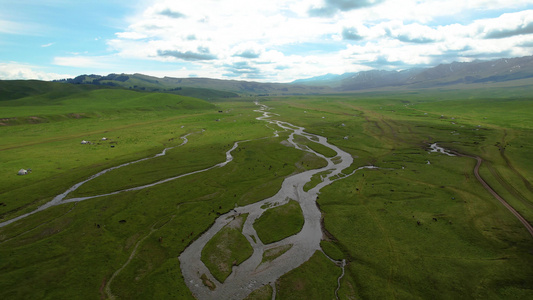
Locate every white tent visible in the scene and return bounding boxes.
[17,169,28,175]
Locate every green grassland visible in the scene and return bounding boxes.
[0,81,532,299]
[201,214,253,283]
[263,88,533,299]
[254,199,305,245]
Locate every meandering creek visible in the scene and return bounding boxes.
[179,103,376,299]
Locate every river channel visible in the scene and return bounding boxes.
[179,103,375,299]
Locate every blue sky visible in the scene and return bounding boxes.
[1,0,532,82]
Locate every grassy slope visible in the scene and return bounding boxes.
[0,80,106,101]
[61,75,241,100]
[0,87,215,118]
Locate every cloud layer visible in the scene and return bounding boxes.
[102,0,533,81]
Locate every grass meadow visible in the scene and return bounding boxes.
[0,82,532,299]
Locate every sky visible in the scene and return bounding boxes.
[1,0,532,82]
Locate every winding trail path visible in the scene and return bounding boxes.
[179,103,374,300]
[105,215,176,299]
[105,222,160,300]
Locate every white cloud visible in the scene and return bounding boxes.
[476,10,533,39]
[0,62,71,80]
[98,0,533,81]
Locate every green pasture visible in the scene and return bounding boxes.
[0,81,532,299]
[317,158,532,299]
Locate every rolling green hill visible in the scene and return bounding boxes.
[0,80,105,102]
[59,73,241,100]
[0,80,216,125]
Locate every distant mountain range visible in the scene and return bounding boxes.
[293,55,533,91]
[57,56,533,97]
[56,73,332,99]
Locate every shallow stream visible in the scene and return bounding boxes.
[179,103,375,299]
